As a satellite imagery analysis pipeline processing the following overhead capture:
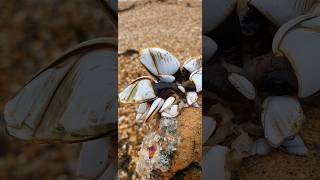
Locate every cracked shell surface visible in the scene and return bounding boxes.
[4,38,117,143]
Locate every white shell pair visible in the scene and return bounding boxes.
[140,48,181,83]
[250,0,317,26]
[135,97,179,123]
[119,77,157,104]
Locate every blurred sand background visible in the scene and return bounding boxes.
[0,0,115,179]
[118,0,202,179]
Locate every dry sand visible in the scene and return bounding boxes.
[118,0,202,179]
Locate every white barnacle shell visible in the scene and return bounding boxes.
[202,116,216,145]
[261,96,304,147]
[136,103,150,123]
[203,145,231,180]
[119,76,157,104]
[98,160,117,180]
[231,132,253,158]
[177,84,186,93]
[145,98,165,122]
[140,48,180,79]
[77,137,115,179]
[158,74,176,83]
[186,91,198,106]
[202,35,218,63]
[228,73,256,100]
[159,96,175,112]
[161,105,179,118]
[4,38,117,142]
[203,0,237,33]
[189,68,202,92]
[137,103,148,114]
[273,14,320,98]
[249,0,316,26]
[280,135,308,156]
[182,57,202,73]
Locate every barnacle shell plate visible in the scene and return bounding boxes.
[202,35,218,62]
[250,0,316,26]
[228,73,256,100]
[203,0,237,33]
[190,68,202,92]
[119,76,157,104]
[273,14,320,97]
[140,48,180,78]
[203,145,230,180]
[4,38,117,143]
[261,96,304,147]
[183,57,202,73]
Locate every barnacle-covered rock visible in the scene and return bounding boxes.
[136,96,202,179]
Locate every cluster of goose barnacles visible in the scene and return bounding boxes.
[203,0,320,179]
[119,48,202,179]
